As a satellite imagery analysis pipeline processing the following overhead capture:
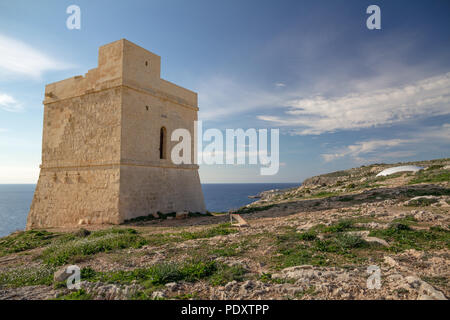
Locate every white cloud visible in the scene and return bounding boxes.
[321,124,450,162]
[418,123,450,141]
[381,151,418,158]
[0,34,73,78]
[258,72,450,135]
[275,82,286,87]
[322,139,414,162]
[197,76,288,120]
[0,93,22,112]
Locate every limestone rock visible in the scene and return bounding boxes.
[418,282,447,300]
[364,236,390,247]
[54,267,72,282]
[151,291,166,299]
[383,256,399,268]
[176,211,189,220]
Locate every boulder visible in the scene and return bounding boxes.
[364,236,390,247]
[53,267,72,282]
[176,211,189,220]
[151,290,166,299]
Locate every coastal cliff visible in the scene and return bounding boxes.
[0,158,448,300]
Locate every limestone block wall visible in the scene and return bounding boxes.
[42,88,122,167]
[118,76,205,219]
[43,41,124,104]
[27,39,206,229]
[120,86,197,164]
[27,87,122,229]
[27,167,120,228]
[119,165,205,221]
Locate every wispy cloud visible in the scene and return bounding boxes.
[258,72,450,135]
[0,34,73,78]
[195,23,450,131]
[322,139,415,162]
[0,93,22,112]
[196,70,450,134]
[322,124,450,162]
[197,76,288,121]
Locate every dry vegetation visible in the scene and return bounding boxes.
[0,158,449,300]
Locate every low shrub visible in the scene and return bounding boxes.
[80,259,245,287]
[370,224,450,252]
[56,289,92,300]
[0,265,55,288]
[0,230,57,256]
[41,228,147,266]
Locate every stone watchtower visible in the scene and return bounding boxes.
[27,39,206,229]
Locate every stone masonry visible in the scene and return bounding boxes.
[27,39,206,229]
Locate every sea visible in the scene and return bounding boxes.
[0,183,299,237]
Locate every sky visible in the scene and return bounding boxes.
[0,0,449,184]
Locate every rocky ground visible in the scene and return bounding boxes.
[0,158,449,300]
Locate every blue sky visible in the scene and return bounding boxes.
[0,0,449,183]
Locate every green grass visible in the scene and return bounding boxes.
[321,170,351,178]
[405,197,438,206]
[40,228,147,266]
[0,265,56,288]
[55,289,92,300]
[401,188,450,198]
[295,286,318,298]
[80,258,246,289]
[0,230,58,256]
[81,260,215,285]
[426,165,444,171]
[310,191,340,199]
[310,219,355,234]
[297,231,318,241]
[210,246,239,257]
[271,221,379,269]
[145,223,237,246]
[273,229,328,268]
[314,234,369,253]
[179,223,237,240]
[124,212,212,223]
[285,219,358,236]
[370,224,450,252]
[391,215,418,226]
[172,293,199,300]
[354,182,383,190]
[209,240,251,257]
[338,196,355,202]
[259,273,296,284]
[209,264,247,286]
[234,204,275,215]
[274,244,329,268]
[346,183,356,190]
[409,171,450,184]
